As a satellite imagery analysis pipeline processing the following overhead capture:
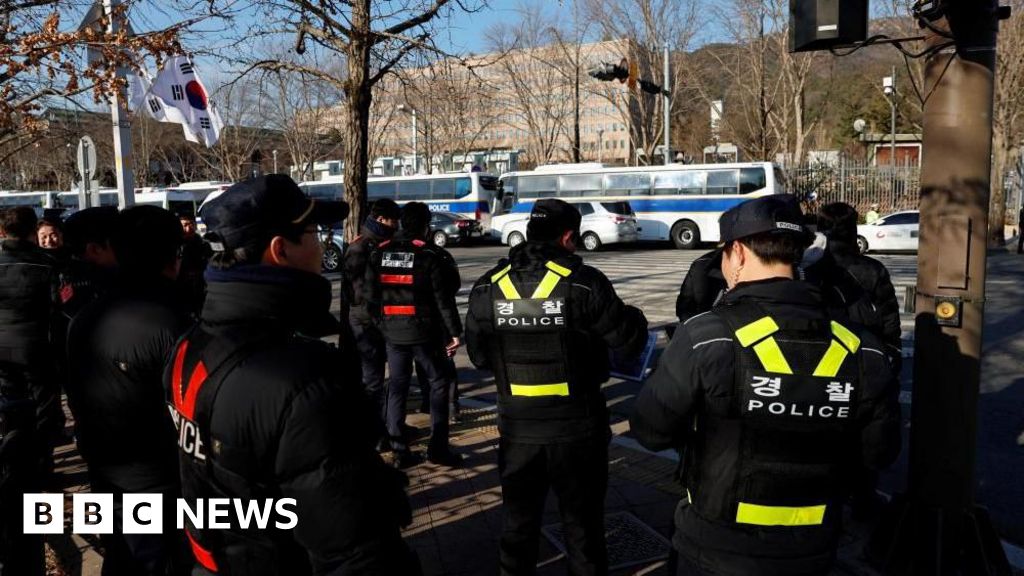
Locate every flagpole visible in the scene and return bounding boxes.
[104,0,135,208]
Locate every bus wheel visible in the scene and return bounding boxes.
[671,221,700,250]
[508,231,525,247]
[322,244,342,273]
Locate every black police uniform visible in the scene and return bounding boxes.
[344,218,396,428]
[675,249,725,323]
[168,177,418,575]
[0,238,62,576]
[465,199,649,576]
[630,196,901,575]
[366,230,462,459]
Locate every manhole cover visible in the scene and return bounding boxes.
[541,510,670,571]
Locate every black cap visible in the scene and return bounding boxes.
[199,175,348,253]
[719,194,806,243]
[527,199,582,242]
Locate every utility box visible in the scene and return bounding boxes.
[790,0,869,53]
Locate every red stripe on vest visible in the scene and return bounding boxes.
[383,305,416,315]
[171,340,189,412]
[187,530,219,572]
[378,240,391,248]
[180,361,207,420]
[381,274,413,285]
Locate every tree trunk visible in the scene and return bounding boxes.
[989,129,1008,247]
[344,0,373,244]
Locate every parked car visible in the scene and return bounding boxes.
[498,201,639,251]
[857,210,919,253]
[430,211,483,247]
[320,225,345,273]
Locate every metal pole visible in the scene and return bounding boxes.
[104,0,134,208]
[867,2,1010,573]
[891,65,898,169]
[598,129,604,163]
[663,43,671,166]
[273,150,278,174]
[412,109,418,174]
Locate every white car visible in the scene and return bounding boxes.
[857,210,919,253]
[494,201,639,251]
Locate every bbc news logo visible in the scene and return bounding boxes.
[24,494,298,534]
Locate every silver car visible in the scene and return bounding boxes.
[501,201,639,251]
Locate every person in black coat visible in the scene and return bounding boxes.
[170,175,417,575]
[365,202,464,468]
[66,205,192,575]
[0,207,62,576]
[343,199,400,433]
[676,249,726,323]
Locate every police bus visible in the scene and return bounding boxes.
[0,191,54,215]
[135,189,213,218]
[298,172,502,233]
[493,162,784,249]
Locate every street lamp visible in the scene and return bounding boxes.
[397,104,418,174]
[883,68,896,167]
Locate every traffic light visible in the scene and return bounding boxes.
[588,63,629,82]
[789,0,868,53]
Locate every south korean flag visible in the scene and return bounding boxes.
[142,56,225,147]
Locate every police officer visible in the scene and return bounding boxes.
[168,176,418,575]
[465,199,649,576]
[630,195,901,575]
[66,205,191,575]
[366,202,463,468]
[344,198,401,434]
[0,207,62,576]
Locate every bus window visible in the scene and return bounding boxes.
[558,174,602,198]
[305,183,343,200]
[479,175,499,192]
[652,170,705,195]
[432,178,455,199]
[517,175,557,199]
[603,173,650,196]
[706,170,739,195]
[740,167,767,194]
[454,177,472,198]
[397,180,431,200]
[772,166,788,193]
[368,181,395,200]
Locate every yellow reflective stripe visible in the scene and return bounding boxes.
[751,338,793,374]
[735,503,826,526]
[545,261,572,277]
[510,383,570,397]
[531,271,562,299]
[490,264,512,283]
[496,274,522,300]
[735,317,780,347]
[812,340,849,378]
[830,321,861,353]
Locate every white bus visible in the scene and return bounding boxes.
[135,190,211,217]
[0,191,54,213]
[55,189,121,212]
[298,172,502,232]
[494,162,785,249]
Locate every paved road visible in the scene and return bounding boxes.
[331,242,1023,548]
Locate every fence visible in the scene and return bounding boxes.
[784,157,920,217]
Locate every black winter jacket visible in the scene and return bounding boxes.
[365,231,462,346]
[466,242,649,442]
[168,265,415,576]
[828,237,903,359]
[344,221,395,325]
[676,249,726,323]
[0,239,64,447]
[65,274,189,493]
[631,278,901,575]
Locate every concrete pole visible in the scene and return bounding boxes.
[890,65,897,168]
[104,0,134,208]
[663,43,670,166]
[412,109,418,174]
[868,1,1011,573]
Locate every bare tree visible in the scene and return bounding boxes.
[990,0,1024,244]
[235,0,485,242]
[202,78,270,182]
[262,68,344,181]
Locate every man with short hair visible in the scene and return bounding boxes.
[59,206,119,318]
[169,175,417,574]
[0,206,62,576]
[631,195,901,575]
[366,201,464,468]
[176,213,209,316]
[66,205,191,575]
[466,198,649,576]
[344,198,401,432]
